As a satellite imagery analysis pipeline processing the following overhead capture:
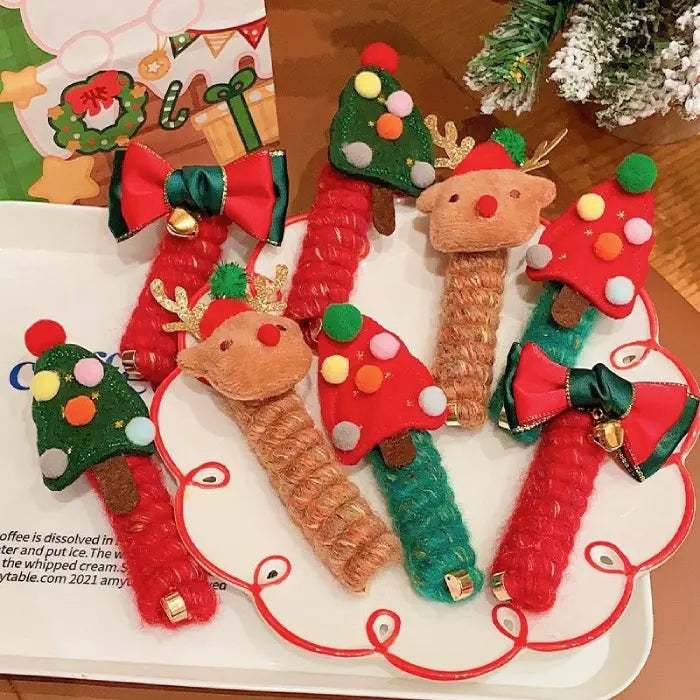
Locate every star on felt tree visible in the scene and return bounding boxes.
[328,43,435,235]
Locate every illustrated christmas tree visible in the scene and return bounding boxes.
[466,1,700,128]
[489,153,657,440]
[25,320,216,626]
[285,43,435,334]
[317,303,483,603]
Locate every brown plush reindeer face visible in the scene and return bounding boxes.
[417,170,556,254]
[177,311,313,401]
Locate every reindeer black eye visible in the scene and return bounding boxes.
[509,189,521,199]
[219,339,232,351]
[449,194,459,203]
[276,324,287,331]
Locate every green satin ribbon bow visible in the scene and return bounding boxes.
[164,166,226,216]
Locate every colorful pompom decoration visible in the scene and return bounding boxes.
[616,153,657,194]
[360,42,399,74]
[322,303,363,342]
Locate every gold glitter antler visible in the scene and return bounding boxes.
[245,265,289,315]
[521,128,568,173]
[425,114,475,170]
[150,279,207,341]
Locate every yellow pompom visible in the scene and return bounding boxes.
[354,71,382,99]
[30,370,60,402]
[321,355,350,384]
[576,193,605,221]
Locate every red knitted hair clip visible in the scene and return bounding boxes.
[108,142,288,385]
[285,43,435,340]
[491,342,698,612]
[25,319,217,626]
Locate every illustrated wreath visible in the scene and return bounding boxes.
[48,70,148,155]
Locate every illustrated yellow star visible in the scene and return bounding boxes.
[28,155,100,204]
[406,157,414,166]
[47,105,64,120]
[368,120,375,127]
[91,391,99,400]
[114,420,125,429]
[0,66,47,109]
[63,374,73,382]
[131,84,147,98]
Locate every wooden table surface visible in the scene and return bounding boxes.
[2,1,699,698]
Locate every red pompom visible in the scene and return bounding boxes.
[257,323,281,347]
[360,42,399,74]
[476,194,499,218]
[25,319,66,357]
[199,299,250,340]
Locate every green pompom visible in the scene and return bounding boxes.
[491,127,527,166]
[322,303,363,342]
[617,153,657,194]
[210,263,248,300]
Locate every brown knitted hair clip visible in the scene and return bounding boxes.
[417,121,561,428]
[155,263,400,592]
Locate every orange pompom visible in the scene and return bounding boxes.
[593,232,623,261]
[376,113,403,141]
[355,364,384,394]
[64,395,97,426]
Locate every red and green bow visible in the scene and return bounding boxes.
[108,142,288,245]
[502,342,699,481]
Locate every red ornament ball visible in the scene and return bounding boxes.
[360,42,399,74]
[257,323,281,347]
[476,194,499,218]
[25,319,67,357]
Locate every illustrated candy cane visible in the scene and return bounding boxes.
[416,124,559,428]
[316,303,483,603]
[491,342,698,612]
[108,141,288,385]
[166,264,400,592]
[489,154,657,441]
[25,320,217,626]
[285,42,436,337]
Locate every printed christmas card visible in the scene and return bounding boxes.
[0,0,280,206]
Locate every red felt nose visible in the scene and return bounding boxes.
[476,194,499,218]
[257,323,281,346]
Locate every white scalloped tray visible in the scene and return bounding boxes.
[0,200,696,700]
[153,203,697,686]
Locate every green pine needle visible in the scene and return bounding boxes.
[210,263,248,300]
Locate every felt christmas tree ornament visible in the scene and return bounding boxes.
[416,124,558,428]
[285,43,435,339]
[317,303,483,603]
[489,153,657,441]
[108,142,289,385]
[25,320,217,627]
[491,342,698,612]
[171,264,400,592]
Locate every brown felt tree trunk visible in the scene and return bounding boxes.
[371,185,396,235]
[221,390,399,592]
[551,284,591,328]
[378,431,416,468]
[433,249,508,428]
[90,454,140,514]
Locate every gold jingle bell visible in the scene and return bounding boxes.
[167,207,199,238]
[161,591,189,623]
[592,419,625,452]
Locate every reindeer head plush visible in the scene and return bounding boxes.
[178,310,311,401]
[417,123,559,253]
[153,263,312,401]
